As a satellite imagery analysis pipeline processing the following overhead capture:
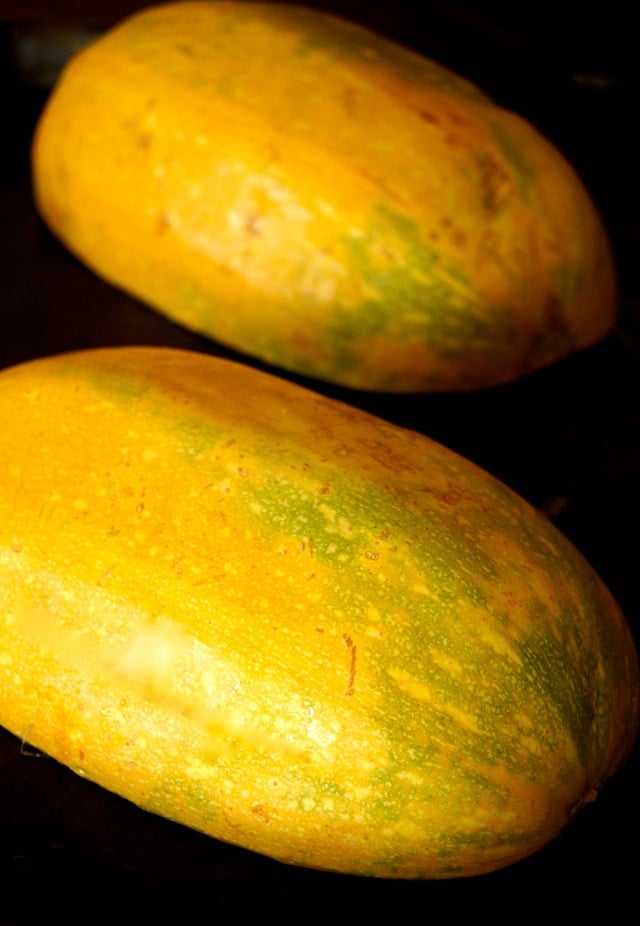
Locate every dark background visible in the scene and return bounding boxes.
[1,2,638,921]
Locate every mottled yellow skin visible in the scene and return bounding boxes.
[32,2,617,391]
[0,347,637,877]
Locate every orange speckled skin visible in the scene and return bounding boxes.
[31,2,618,392]
[0,346,637,877]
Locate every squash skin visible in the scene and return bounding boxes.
[31,2,617,393]
[0,346,638,878]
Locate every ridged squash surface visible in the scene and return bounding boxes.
[0,346,637,878]
[31,2,617,392]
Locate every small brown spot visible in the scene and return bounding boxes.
[137,132,154,149]
[445,132,463,148]
[156,212,172,234]
[476,150,512,213]
[439,215,466,248]
[251,804,271,823]
[244,212,263,236]
[96,566,115,586]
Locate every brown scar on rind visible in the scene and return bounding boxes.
[342,633,356,696]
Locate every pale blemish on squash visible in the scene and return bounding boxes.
[388,666,481,734]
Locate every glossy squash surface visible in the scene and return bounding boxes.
[31,2,617,392]
[0,346,637,878]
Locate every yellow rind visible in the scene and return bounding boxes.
[1,347,637,877]
[32,2,618,391]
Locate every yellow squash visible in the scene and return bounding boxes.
[0,347,637,878]
[32,2,617,391]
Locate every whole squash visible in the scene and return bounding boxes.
[0,346,637,878]
[31,2,617,392]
